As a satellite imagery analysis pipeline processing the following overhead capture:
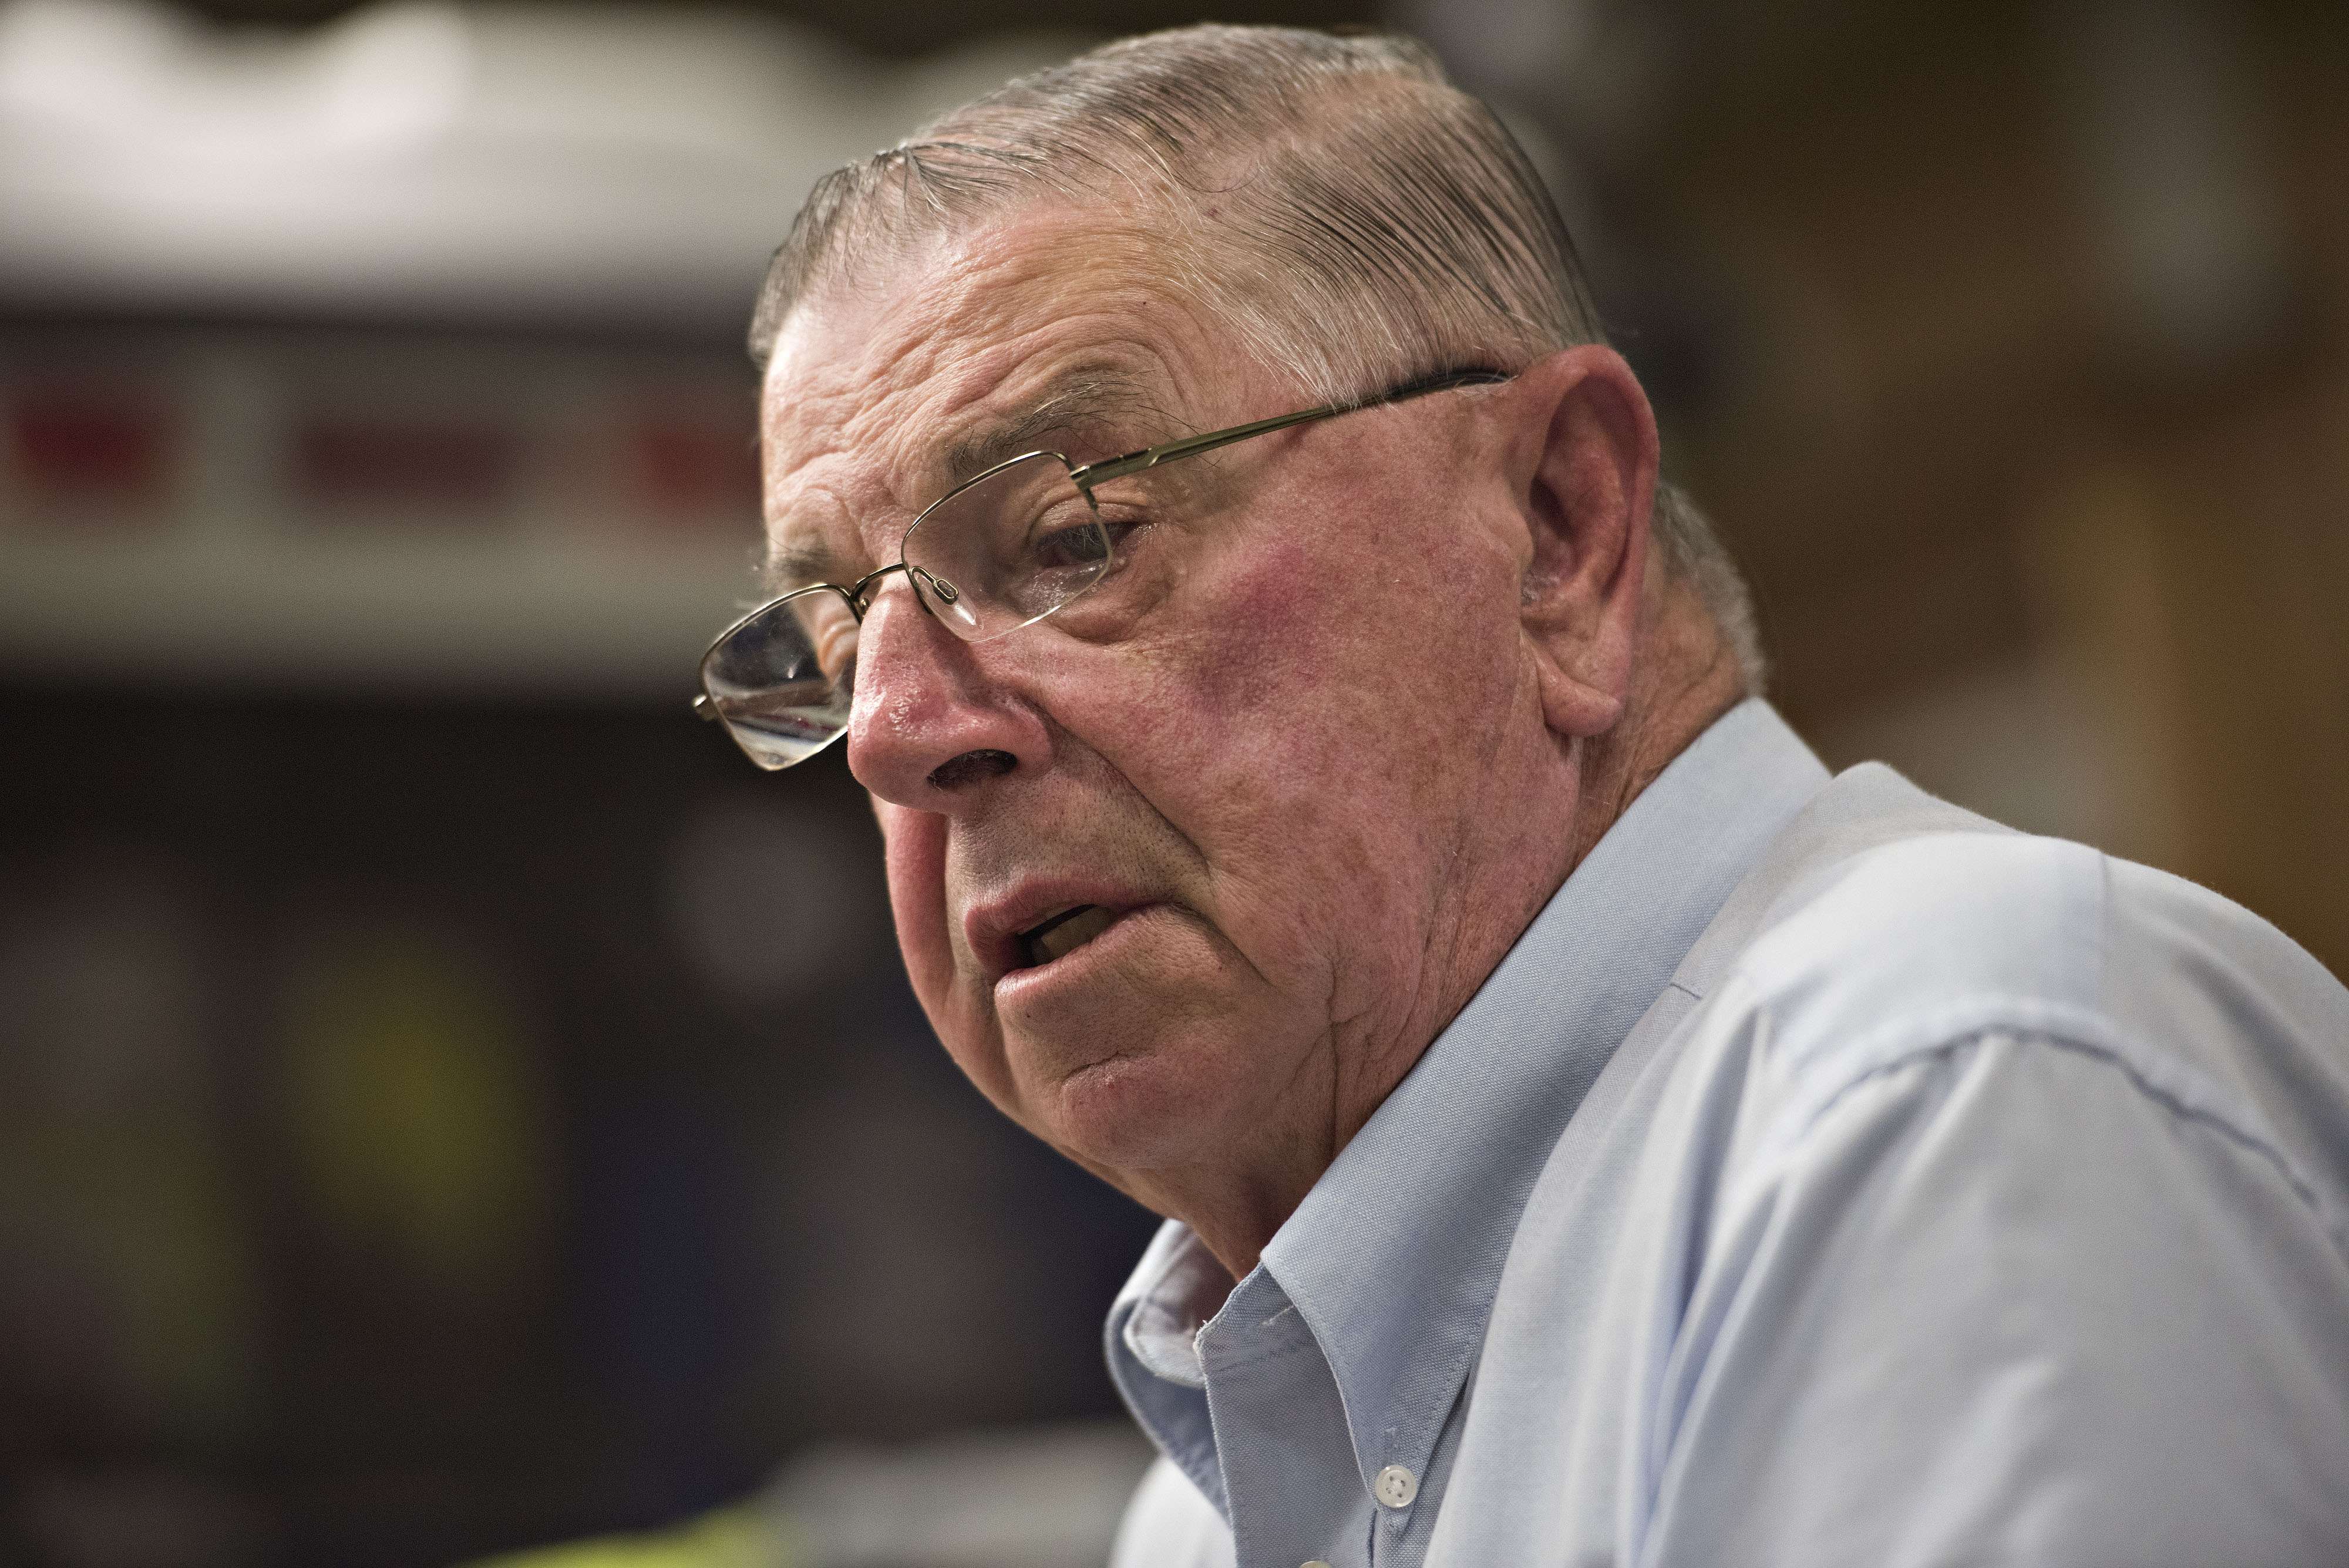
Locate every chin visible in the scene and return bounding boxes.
[1022,1020,1275,1185]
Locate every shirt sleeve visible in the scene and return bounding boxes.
[1109,1457,1234,1568]
[1640,1029,2349,1568]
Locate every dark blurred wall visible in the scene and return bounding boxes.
[1,680,1163,1564]
[1413,0,2349,975]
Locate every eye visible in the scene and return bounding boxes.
[1079,473,1159,545]
[1028,513,1112,571]
[1097,513,1149,553]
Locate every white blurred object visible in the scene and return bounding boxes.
[759,1420,1157,1568]
[1806,655,2122,852]
[0,4,1093,694]
[0,0,1089,331]
[0,324,769,694]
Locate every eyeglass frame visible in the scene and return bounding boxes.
[692,364,1511,758]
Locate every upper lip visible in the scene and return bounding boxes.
[965,879,1149,980]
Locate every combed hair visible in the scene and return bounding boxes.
[751,24,1765,692]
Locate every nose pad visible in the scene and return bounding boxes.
[911,567,981,635]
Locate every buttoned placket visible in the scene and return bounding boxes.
[1180,1268,1468,1568]
[1195,1269,1371,1568]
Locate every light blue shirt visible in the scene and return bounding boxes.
[1105,700,2349,1568]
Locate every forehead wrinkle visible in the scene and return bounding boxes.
[883,210,1219,455]
[758,333,945,592]
[937,366,1167,482]
[760,358,1176,598]
[759,477,862,593]
[758,208,1226,590]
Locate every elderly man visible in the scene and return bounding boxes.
[695,24,2349,1568]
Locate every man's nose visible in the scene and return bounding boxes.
[845,582,1044,809]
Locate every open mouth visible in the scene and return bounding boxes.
[1014,904,1120,969]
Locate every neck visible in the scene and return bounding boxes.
[1567,578,1749,872]
[1126,584,1748,1280]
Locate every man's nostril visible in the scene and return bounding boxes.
[927,748,1016,791]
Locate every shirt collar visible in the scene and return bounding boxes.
[1109,699,1830,1494]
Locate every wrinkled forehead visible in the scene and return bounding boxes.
[755,206,1233,587]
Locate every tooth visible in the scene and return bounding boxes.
[1036,905,1116,961]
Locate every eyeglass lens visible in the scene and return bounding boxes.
[700,593,857,770]
[903,452,1109,641]
[702,451,1111,769]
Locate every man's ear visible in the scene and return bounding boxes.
[1502,344,1659,741]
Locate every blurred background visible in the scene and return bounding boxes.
[2,0,2344,1563]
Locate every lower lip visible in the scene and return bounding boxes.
[994,904,1162,1009]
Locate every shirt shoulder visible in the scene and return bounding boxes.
[1425,781,2349,1567]
[1702,823,2349,1230]
[1621,832,2349,1565]
[1732,826,2104,1041]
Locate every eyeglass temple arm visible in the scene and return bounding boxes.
[1075,405,1345,485]
[1071,369,1509,487]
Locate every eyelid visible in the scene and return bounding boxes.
[1085,464,1187,516]
[767,486,877,591]
[767,549,844,595]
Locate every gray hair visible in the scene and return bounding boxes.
[751,24,1765,693]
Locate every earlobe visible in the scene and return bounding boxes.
[1531,645,1628,738]
[1507,346,1658,741]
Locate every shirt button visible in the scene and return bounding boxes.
[1374,1463,1418,1508]
[1302,1562,1334,1568]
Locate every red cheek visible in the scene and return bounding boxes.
[1180,536,1329,718]
[880,804,959,1009]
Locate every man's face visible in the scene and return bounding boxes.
[759,206,1565,1210]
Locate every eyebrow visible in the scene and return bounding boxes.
[761,367,1170,595]
[762,536,849,598]
[938,369,1166,484]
